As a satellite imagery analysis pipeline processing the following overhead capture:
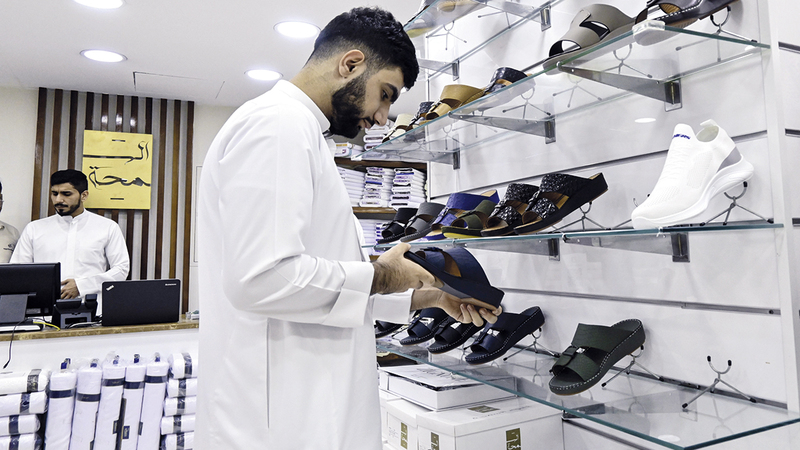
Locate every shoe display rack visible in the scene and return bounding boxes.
[367,24,768,166]
[376,338,800,450]
[373,1,800,449]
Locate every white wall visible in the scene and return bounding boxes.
[0,86,38,231]
[187,103,236,311]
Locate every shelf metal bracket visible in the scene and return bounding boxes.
[418,58,460,80]
[457,237,559,260]
[562,232,690,262]
[478,1,552,31]
[451,114,556,143]
[558,65,682,109]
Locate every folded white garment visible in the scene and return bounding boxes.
[0,370,50,396]
[366,166,394,174]
[167,354,197,380]
[390,201,422,208]
[393,175,425,183]
[394,168,425,177]
[120,362,147,450]
[69,363,102,450]
[363,135,384,144]
[363,143,379,151]
[138,358,170,450]
[0,434,41,450]
[391,195,427,203]
[0,392,46,417]
[0,415,39,436]
[166,378,197,399]
[160,414,195,435]
[391,186,426,195]
[358,199,388,207]
[44,369,76,450]
[160,432,194,450]
[163,396,197,417]
[93,360,127,450]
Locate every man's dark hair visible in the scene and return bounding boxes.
[51,169,88,193]
[311,7,419,90]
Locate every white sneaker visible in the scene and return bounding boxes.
[631,120,754,229]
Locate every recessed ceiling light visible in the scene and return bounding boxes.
[81,49,126,63]
[246,69,282,81]
[635,117,656,124]
[73,0,124,9]
[274,21,320,39]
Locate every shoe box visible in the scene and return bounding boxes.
[386,396,563,450]
[385,396,430,450]
[379,365,516,410]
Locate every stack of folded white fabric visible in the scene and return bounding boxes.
[364,122,391,152]
[139,355,170,450]
[338,167,366,206]
[93,357,126,450]
[0,369,48,450]
[360,167,395,208]
[390,168,427,208]
[45,362,76,450]
[358,219,387,248]
[160,353,198,450]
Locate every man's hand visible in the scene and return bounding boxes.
[411,289,502,328]
[60,279,80,299]
[371,243,436,294]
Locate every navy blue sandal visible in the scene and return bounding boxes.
[404,247,504,309]
[465,307,545,365]
[427,317,481,354]
[399,308,450,346]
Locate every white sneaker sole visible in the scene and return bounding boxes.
[631,157,755,229]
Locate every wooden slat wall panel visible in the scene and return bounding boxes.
[169,101,181,279]
[29,88,195,312]
[182,103,194,312]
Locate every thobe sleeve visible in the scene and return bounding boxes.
[215,105,382,327]
[74,221,130,296]
[8,224,33,263]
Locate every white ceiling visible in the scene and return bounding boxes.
[0,0,424,112]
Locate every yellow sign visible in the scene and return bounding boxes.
[82,130,153,209]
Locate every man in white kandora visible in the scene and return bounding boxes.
[10,169,129,311]
[195,7,500,450]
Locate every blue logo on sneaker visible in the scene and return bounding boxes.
[673,134,691,140]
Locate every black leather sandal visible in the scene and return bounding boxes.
[399,308,450,346]
[427,317,481,354]
[514,173,608,235]
[549,319,646,395]
[465,306,545,364]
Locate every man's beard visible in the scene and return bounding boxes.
[55,203,79,216]
[329,75,369,139]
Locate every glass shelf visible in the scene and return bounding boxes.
[406,1,561,80]
[366,24,769,162]
[377,339,800,450]
[365,222,782,262]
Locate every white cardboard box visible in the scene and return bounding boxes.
[380,365,516,410]
[416,397,564,450]
[380,389,401,440]
[385,397,431,450]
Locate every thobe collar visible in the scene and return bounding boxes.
[272,80,331,133]
[55,209,88,225]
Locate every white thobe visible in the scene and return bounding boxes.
[0,220,19,264]
[10,210,130,310]
[195,80,411,450]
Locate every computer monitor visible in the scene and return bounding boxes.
[0,263,60,317]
